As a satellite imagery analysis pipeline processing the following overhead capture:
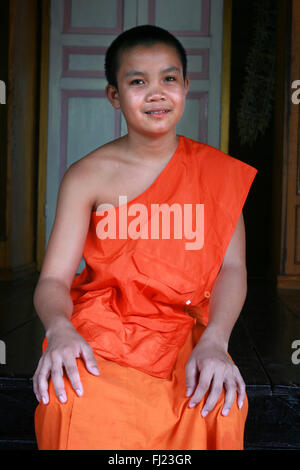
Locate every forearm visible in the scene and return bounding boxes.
[33,277,75,339]
[199,263,248,351]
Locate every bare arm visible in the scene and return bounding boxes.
[185,211,247,416]
[33,162,100,405]
[198,210,247,350]
[33,278,74,338]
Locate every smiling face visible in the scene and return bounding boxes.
[106,43,189,138]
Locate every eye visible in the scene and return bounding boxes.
[165,76,176,82]
[130,79,144,85]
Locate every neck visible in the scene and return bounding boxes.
[122,131,179,164]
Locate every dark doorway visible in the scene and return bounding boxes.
[0,0,9,242]
[229,0,278,281]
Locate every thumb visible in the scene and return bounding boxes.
[81,345,100,375]
[185,358,198,397]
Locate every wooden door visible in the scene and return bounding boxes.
[276,0,300,288]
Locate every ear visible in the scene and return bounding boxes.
[105,84,121,110]
[184,76,190,96]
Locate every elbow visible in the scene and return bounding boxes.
[33,280,46,311]
[219,262,248,296]
[220,259,247,277]
[237,264,248,299]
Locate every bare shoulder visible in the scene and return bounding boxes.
[36,139,127,289]
[76,137,125,170]
[72,137,129,210]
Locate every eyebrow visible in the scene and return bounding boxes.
[124,66,181,78]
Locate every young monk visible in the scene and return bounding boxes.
[33,25,258,450]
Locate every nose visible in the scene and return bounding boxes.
[146,84,166,102]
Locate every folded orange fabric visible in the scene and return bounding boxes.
[35,323,249,450]
[34,135,257,450]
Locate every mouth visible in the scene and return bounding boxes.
[145,109,171,116]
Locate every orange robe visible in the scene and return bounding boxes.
[34,135,258,450]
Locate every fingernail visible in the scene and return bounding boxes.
[42,395,48,405]
[222,408,229,416]
[76,388,83,397]
[186,388,192,397]
[201,409,208,417]
[92,367,100,375]
[59,393,66,403]
[238,400,244,409]
[189,401,196,408]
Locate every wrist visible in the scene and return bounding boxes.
[45,317,74,340]
[197,323,229,352]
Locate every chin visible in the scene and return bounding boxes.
[141,127,174,138]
